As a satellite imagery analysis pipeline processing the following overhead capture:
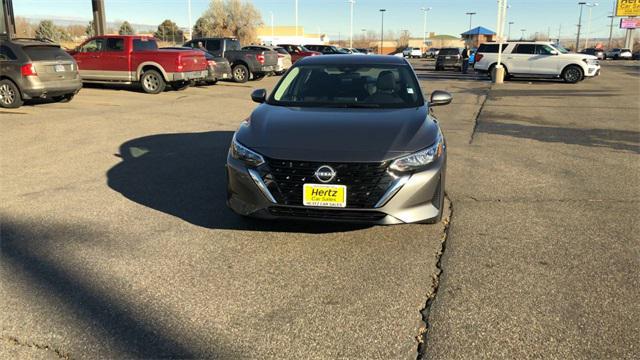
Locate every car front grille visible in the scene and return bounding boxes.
[262,158,394,209]
[268,207,386,221]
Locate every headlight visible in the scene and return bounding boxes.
[389,131,444,172]
[583,58,598,66]
[230,135,265,167]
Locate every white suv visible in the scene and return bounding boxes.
[474,41,600,83]
[605,48,632,60]
[402,47,423,58]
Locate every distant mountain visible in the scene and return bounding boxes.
[20,16,158,32]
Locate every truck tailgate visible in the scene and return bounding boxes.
[175,51,207,72]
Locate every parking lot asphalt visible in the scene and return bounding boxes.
[1,60,638,359]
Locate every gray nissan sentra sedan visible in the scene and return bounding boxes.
[226,55,452,224]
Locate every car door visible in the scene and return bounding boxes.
[205,39,223,57]
[0,44,19,83]
[73,38,105,80]
[528,44,561,76]
[505,44,535,74]
[99,37,130,81]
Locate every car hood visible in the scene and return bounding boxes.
[235,104,439,162]
[565,53,597,60]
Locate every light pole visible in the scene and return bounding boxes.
[270,11,274,39]
[508,21,514,40]
[187,0,192,40]
[421,7,432,54]
[494,0,508,84]
[520,29,526,40]
[584,2,598,49]
[379,9,386,54]
[465,12,476,30]
[348,0,355,48]
[295,0,298,37]
[576,2,587,51]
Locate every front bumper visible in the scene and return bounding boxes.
[226,153,446,224]
[585,64,601,77]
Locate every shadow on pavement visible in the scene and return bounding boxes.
[479,121,640,154]
[0,218,205,358]
[106,131,370,233]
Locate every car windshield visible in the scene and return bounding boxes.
[268,64,423,109]
[621,49,631,52]
[552,44,570,54]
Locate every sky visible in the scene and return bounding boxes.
[14,0,629,40]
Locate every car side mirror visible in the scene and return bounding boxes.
[429,90,453,107]
[251,89,267,103]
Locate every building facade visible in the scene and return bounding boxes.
[257,26,329,46]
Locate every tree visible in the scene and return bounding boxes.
[194,0,263,45]
[15,17,35,38]
[35,20,57,41]
[119,21,135,35]
[85,21,95,37]
[154,19,184,43]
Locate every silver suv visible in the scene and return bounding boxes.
[0,38,82,108]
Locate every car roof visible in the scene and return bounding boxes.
[9,38,61,47]
[297,54,408,66]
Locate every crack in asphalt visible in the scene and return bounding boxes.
[415,195,453,359]
[461,197,639,203]
[2,336,72,359]
[468,90,490,144]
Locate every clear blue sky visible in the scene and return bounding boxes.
[14,0,627,39]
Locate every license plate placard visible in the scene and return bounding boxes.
[303,184,347,208]
[54,64,65,72]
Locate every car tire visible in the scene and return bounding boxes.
[0,79,23,109]
[53,93,75,103]
[232,64,249,83]
[562,65,583,83]
[140,70,166,94]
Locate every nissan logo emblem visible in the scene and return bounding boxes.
[314,165,336,183]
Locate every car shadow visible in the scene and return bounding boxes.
[106,131,370,233]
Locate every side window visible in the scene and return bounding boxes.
[535,45,554,55]
[0,45,17,61]
[105,38,125,52]
[514,44,535,54]
[80,39,105,52]
[132,39,158,51]
[206,40,221,52]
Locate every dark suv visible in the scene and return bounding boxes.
[435,48,462,71]
[0,38,82,108]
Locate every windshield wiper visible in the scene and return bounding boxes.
[315,103,381,108]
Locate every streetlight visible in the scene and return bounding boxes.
[520,29,526,40]
[508,21,514,40]
[584,2,598,49]
[348,0,355,48]
[187,0,192,40]
[576,2,587,51]
[421,7,432,54]
[379,9,386,54]
[465,12,476,30]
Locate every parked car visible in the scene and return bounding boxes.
[634,51,640,60]
[426,48,440,58]
[355,48,374,55]
[70,35,207,94]
[162,46,231,84]
[605,48,632,60]
[580,48,605,60]
[0,38,82,108]
[474,41,600,83]
[184,38,277,83]
[242,45,292,75]
[227,55,451,224]
[435,48,462,71]
[277,44,321,63]
[402,47,422,58]
[304,45,349,54]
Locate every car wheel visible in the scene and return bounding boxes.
[232,64,249,83]
[53,93,75,103]
[562,65,583,83]
[0,79,23,108]
[140,70,166,94]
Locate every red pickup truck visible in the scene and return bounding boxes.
[69,35,208,93]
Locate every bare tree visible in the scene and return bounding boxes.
[15,17,35,38]
[194,0,263,45]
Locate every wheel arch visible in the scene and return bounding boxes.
[561,63,585,79]
[136,62,169,81]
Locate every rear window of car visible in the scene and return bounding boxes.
[22,45,69,61]
[477,43,508,53]
[105,38,125,51]
[513,44,536,54]
[133,38,158,51]
[439,48,460,55]
[225,40,241,51]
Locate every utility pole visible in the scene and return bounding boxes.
[584,3,598,49]
[379,9,386,54]
[576,2,587,51]
[607,15,615,49]
[422,7,432,54]
[466,11,476,30]
[348,0,355,48]
[520,28,526,40]
[187,0,192,40]
[558,24,562,43]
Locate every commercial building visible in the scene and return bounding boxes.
[256,26,329,46]
[461,26,496,48]
[407,34,465,50]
